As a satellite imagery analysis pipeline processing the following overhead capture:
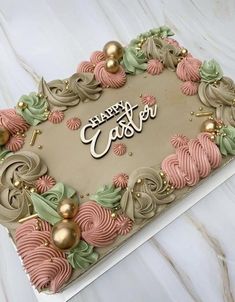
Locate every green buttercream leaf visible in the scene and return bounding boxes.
[31,182,77,225]
[16,92,49,126]
[130,26,174,47]
[67,240,99,269]
[216,125,235,156]
[122,47,147,75]
[0,147,12,160]
[200,59,223,83]
[91,184,122,209]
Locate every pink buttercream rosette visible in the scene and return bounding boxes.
[176,56,202,82]
[15,218,72,293]
[94,61,126,88]
[0,108,29,134]
[74,201,132,247]
[77,50,106,73]
[162,133,222,189]
[113,143,127,156]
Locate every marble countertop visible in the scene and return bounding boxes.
[0,1,235,301]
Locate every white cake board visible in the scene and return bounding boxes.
[13,159,232,302]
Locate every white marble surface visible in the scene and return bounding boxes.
[0,0,235,301]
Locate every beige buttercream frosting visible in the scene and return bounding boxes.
[0,151,47,226]
[39,73,102,111]
[198,76,235,125]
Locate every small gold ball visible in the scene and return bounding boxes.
[199,107,203,111]
[14,180,21,188]
[51,220,81,251]
[128,152,133,156]
[0,127,10,146]
[105,58,120,74]
[57,198,79,219]
[159,171,165,177]
[103,40,123,60]
[210,135,215,141]
[38,145,43,149]
[190,111,195,115]
[111,212,117,219]
[44,241,49,247]
[136,193,141,197]
[163,180,167,185]
[36,129,41,134]
[177,57,183,63]
[136,178,142,184]
[181,48,188,56]
[201,119,218,133]
[30,188,36,193]
[18,101,28,110]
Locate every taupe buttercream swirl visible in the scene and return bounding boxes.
[120,167,175,223]
[142,37,163,60]
[198,77,235,125]
[0,151,47,226]
[161,43,181,71]
[39,73,102,110]
[69,73,102,102]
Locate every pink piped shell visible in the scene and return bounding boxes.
[180,81,199,96]
[35,175,56,194]
[115,215,133,235]
[48,110,64,124]
[141,95,157,107]
[5,135,25,152]
[0,108,29,134]
[113,143,127,156]
[66,117,81,130]
[77,61,95,73]
[113,173,129,189]
[90,51,106,65]
[147,59,164,75]
[74,201,118,247]
[94,61,126,88]
[176,56,202,82]
[170,134,189,148]
[162,133,222,189]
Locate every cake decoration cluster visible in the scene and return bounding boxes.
[0,25,235,294]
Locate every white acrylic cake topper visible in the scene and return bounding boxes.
[80,100,158,158]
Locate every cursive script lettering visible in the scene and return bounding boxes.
[80,101,158,159]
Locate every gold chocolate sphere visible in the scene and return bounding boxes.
[103,41,123,60]
[51,220,81,251]
[105,58,120,74]
[201,119,218,133]
[0,127,10,146]
[58,198,79,219]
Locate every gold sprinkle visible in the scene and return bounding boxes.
[199,107,203,111]
[163,180,167,185]
[171,186,174,190]
[195,112,213,117]
[166,187,170,192]
[136,178,142,184]
[44,241,49,247]
[21,133,26,138]
[38,145,43,149]
[136,193,141,197]
[38,94,43,98]
[18,213,38,223]
[159,171,165,177]
[36,129,41,134]
[190,111,195,115]
[128,152,133,156]
[189,118,193,122]
[30,188,36,193]
[18,101,28,110]
[24,186,29,190]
